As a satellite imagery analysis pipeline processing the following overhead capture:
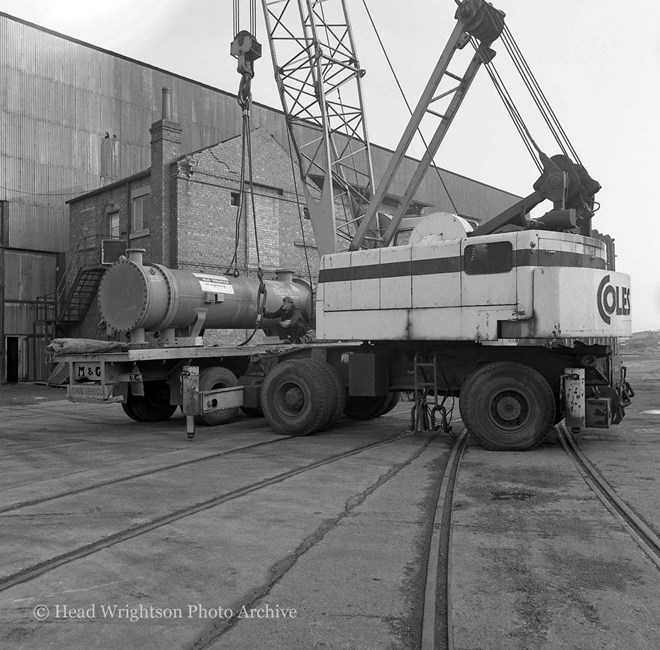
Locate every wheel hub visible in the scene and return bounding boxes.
[490,390,529,428]
[283,386,304,411]
[495,394,523,421]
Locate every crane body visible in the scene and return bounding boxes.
[52,0,633,450]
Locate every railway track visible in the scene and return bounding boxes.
[420,429,469,650]
[0,429,419,593]
[0,436,291,514]
[557,423,660,571]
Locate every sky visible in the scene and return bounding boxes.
[1,0,659,331]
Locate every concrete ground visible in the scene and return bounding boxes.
[1,351,659,649]
[0,382,67,407]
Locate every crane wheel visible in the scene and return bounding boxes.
[344,392,399,420]
[304,359,347,430]
[121,381,177,422]
[195,367,240,426]
[261,359,334,436]
[459,362,555,451]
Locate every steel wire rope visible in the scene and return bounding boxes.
[360,0,460,215]
[496,27,570,160]
[232,0,268,345]
[498,21,582,164]
[239,114,269,346]
[469,36,543,173]
[285,126,315,326]
[478,8,584,170]
[226,115,249,277]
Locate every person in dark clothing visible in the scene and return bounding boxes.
[263,296,308,342]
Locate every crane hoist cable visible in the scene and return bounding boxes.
[470,35,544,173]
[230,5,267,344]
[471,9,585,174]
[360,0,460,215]
[285,127,316,324]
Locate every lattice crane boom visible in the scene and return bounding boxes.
[261,0,376,255]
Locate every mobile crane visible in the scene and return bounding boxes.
[52,0,633,450]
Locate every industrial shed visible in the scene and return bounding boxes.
[0,11,520,382]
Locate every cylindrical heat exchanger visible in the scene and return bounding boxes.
[98,250,312,334]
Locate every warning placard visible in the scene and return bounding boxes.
[193,273,235,295]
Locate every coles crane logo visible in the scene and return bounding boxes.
[597,275,630,324]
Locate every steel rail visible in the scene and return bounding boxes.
[0,436,292,515]
[0,430,415,593]
[421,428,469,650]
[558,423,660,571]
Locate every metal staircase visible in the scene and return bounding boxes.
[36,235,106,339]
[56,266,105,323]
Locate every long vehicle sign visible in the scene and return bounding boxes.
[67,384,120,402]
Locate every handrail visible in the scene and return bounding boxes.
[56,234,98,309]
[37,234,98,322]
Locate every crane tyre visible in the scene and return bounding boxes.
[380,392,400,415]
[304,359,346,430]
[122,381,177,422]
[261,359,334,436]
[459,362,555,451]
[344,392,397,420]
[195,367,240,426]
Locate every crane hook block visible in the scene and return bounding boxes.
[231,30,262,77]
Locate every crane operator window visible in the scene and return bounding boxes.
[464,241,513,275]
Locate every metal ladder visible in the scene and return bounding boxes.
[412,352,454,434]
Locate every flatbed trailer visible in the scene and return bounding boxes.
[53,333,632,451]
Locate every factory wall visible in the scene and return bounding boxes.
[68,120,318,346]
[0,11,520,381]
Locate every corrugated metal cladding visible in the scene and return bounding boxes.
[4,250,57,301]
[0,11,520,381]
[0,12,519,256]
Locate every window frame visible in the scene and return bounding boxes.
[130,186,150,234]
[463,241,514,276]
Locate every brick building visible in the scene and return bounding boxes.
[67,92,317,345]
[1,11,521,381]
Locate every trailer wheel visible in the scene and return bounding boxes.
[459,362,555,451]
[121,381,177,422]
[344,392,399,420]
[261,359,334,436]
[241,406,264,418]
[380,392,400,415]
[195,367,239,426]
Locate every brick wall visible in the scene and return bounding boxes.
[174,128,318,282]
[68,125,319,343]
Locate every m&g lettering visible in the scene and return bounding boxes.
[597,274,630,324]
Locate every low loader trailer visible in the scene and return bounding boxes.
[52,224,633,451]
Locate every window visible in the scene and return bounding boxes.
[130,186,150,233]
[393,229,413,246]
[230,192,240,206]
[464,241,513,275]
[107,210,120,238]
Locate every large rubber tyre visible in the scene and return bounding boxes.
[121,381,177,422]
[344,393,398,420]
[380,392,400,415]
[195,367,240,426]
[459,362,555,451]
[261,359,334,436]
[241,406,264,418]
[305,359,347,430]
